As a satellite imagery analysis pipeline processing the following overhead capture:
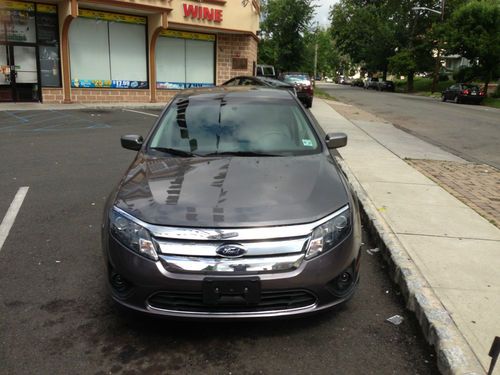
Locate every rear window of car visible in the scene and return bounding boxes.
[462,84,479,90]
[282,75,309,83]
[149,98,320,156]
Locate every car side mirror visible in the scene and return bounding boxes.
[121,135,143,151]
[325,132,348,149]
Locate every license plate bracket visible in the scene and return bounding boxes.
[203,277,261,305]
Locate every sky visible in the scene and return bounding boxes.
[313,0,339,27]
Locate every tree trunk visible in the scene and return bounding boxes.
[407,72,414,92]
[483,70,492,96]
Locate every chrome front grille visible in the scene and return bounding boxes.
[156,237,308,273]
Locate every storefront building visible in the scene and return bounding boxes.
[0,0,260,103]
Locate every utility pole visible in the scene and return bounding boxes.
[313,22,319,86]
[313,43,318,82]
[430,0,445,93]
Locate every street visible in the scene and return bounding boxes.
[317,83,500,169]
[0,108,438,375]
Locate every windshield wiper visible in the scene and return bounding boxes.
[203,151,280,157]
[149,147,197,157]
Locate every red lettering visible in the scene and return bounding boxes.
[183,4,197,18]
[183,3,222,23]
[214,9,223,23]
[203,7,214,21]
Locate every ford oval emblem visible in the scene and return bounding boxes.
[216,244,247,258]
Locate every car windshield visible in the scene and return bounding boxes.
[149,98,320,156]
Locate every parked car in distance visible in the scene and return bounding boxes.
[222,76,296,96]
[256,64,276,78]
[279,72,314,108]
[442,83,484,104]
[378,80,395,92]
[103,87,362,319]
[350,78,364,87]
[325,77,333,83]
[364,77,380,90]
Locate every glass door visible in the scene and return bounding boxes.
[12,45,39,101]
[0,44,13,101]
[0,44,40,102]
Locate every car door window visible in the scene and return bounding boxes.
[224,78,239,86]
[239,78,257,86]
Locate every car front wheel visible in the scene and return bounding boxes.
[454,95,460,104]
[441,94,446,102]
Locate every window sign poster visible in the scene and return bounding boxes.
[72,79,148,89]
[0,9,36,43]
[156,82,214,89]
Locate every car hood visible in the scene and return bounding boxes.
[114,154,349,228]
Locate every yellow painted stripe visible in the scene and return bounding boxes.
[160,29,215,41]
[79,8,146,24]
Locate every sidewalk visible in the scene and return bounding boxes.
[311,99,500,374]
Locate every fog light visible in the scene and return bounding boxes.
[110,271,132,295]
[327,265,357,298]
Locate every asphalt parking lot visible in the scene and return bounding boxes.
[0,108,438,374]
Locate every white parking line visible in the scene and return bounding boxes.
[0,186,29,252]
[123,109,159,117]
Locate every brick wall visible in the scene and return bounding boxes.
[70,89,150,103]
[156,90,176,104]
[42,87,177,104]
[216,34,258,85]
[41,88,64,103]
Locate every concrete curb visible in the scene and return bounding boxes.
[336,156,485,375]
[0,102,167,111]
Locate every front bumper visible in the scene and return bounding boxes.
[103,226,361,319]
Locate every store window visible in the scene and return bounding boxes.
[156,30,215,89]
[69,10,147,89]
[0,2,36,43]
[36,4,61,87]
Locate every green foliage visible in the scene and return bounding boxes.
[258,0,316,72]
[330,1,395,74]
[394,77,456,93]
[453,66,479,82]
[302,28,341,76]
[446,0,500,93]
[482,97,500,108]
[491,85,500,99]
[388,49,417,76]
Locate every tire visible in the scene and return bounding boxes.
[454,95,460,104]
[441,94,446,102]
[306,97,313,108]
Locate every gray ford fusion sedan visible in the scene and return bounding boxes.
[102,86,362,318]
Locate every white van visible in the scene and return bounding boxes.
[256,64,276,78]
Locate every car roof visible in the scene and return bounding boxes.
[174,86,295,101]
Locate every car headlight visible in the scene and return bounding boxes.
[305,206,351,259]
[109,209,158,261]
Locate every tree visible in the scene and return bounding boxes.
[446,0,500,94]
[330,1,396,78]
[302,28,341,77]
[258,0,316,72]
